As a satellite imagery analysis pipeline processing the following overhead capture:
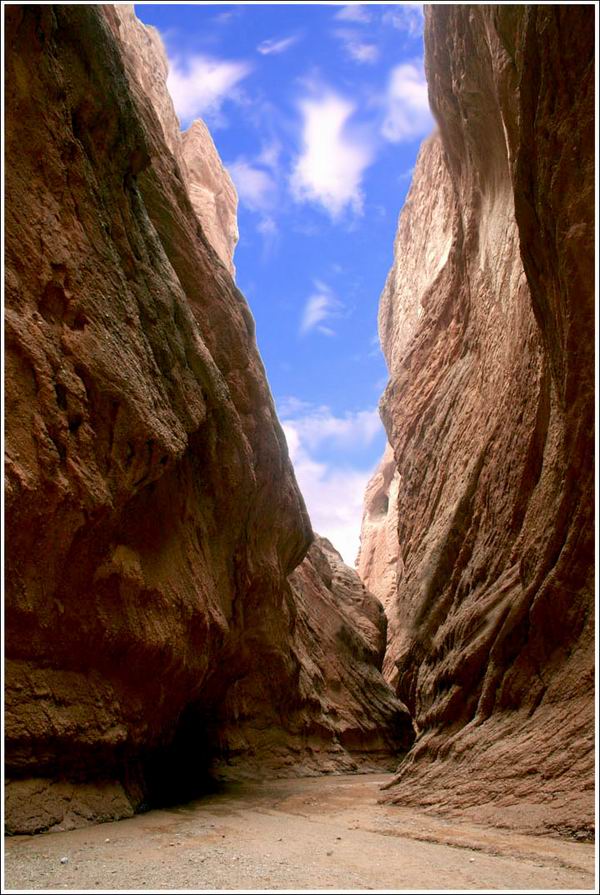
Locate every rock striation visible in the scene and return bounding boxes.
[366,5,595,839]
[110,5,239,277]
[4,5,409,834]
[214,535,413,778]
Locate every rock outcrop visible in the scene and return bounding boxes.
[356,443,402,682]
[214,535,413,778]
[367,5,595,839]
[4,5,409,834]
[110,5,239,276]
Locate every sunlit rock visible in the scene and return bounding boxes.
[369,5,595,839]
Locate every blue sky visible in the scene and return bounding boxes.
[135,2,433,564]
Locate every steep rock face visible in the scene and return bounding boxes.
[4,5,409,834]
[356,443,401,682]
[180,120,239,279]
[373,5,595,838]
[214,536,413,777]
[5,1,307,832]
[110,5,238,276]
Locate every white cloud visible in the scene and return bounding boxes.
[335,4,372,24]
[347,41,379,63]
[382,5,424,36]
[167,54,251,122]
[257,216,278,236]
[291,91,374,217]
[256,215,279,258]
[381,62,433,143]
[280,402,384,565]
[212,9,238,25]
[282,403,382,451]
[300,281,343,336]
[257,35,299,55]
[257,140,282,171]
[334,28,379,64]
[227,159,276,211]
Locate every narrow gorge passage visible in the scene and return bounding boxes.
[3,2,595,891]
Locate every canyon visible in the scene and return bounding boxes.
[3,0,595,868]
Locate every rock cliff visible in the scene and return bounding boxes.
[110,5,239,276]
[213,536,413,779]
[4,5,409,834]
[356,442,401,682]
[367,5,595,838]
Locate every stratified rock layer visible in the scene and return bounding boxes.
[374,5,595,838]
[4,5,408,834]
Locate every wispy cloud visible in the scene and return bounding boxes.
[212,8,240,26]
[300,281,343,336]
[257,140,282,170]
[334,4,372,24]
[280,401,384,565]
[347,41,379,63]
[227,159,276,211]
[381,62,433,143]
[227,139,283,254]
[382,5,424,37]
[257,216,278,236]
[256,215,279,258]
[290,90,374,217]
[334,28,379,64]
[167,53,251,123]
[257,34,300,55]
[281,401,382,450]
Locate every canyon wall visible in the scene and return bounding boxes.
[214,535,412,780]
[357,442,401,682]
[367,5,595,839]
[4,5,409,834]
[110,5,239,277]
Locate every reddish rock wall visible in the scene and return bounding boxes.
[4,5,409,834]
[109,5,239,277]
[372,5,595,839]
[214,536,413,779]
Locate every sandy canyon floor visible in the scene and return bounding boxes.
[4,774,595,891]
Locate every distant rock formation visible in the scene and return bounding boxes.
[181,120,239,278]
[214,535,413,778]
[363,5,595,839]
[110,5,239,276]
[4,5,409,834]
[356,443,401,683]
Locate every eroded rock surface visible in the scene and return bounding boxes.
[370,5,595,838]
[110,5,238,276]
[356,443,402,682]
[214,536,413,778]
[4,5,408,834]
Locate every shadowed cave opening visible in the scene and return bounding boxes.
[139,708,225,810]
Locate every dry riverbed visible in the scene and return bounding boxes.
[4,774,595,891]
